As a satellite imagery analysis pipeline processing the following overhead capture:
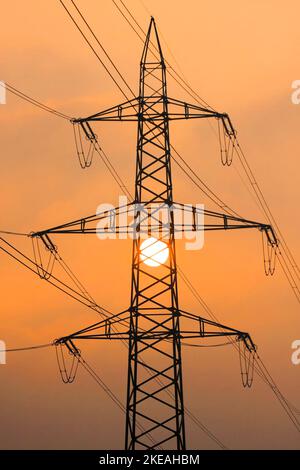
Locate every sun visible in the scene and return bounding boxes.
[140,237,169,267]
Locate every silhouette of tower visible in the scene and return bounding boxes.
[33,17,277,450]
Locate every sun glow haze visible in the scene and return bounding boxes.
[140,237,169,267]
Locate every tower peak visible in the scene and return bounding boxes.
[141,17,165,66]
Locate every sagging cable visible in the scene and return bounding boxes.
[55,339,80,384]
[238,335,256,388]
[262,227,278,276]
[218,115,236,167]
[72,120,97,169]
[31,234,57,280]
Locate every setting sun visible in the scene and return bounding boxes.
[140,237,169,267]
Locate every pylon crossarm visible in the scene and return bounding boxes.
[54,308,255,353]
[173,203,278,242]
[73,97,140,123]
[72,97,229,124]
[30,201,278,245]
[179,309,256,352]
[55,309,131,345]
[164,96,228,122]
[30,203,132,237]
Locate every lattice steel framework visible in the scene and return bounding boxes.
[126,19,185,450]
[32,18,277,450]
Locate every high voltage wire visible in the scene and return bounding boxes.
[0,3,255,452]
[59,0,131,102]
[115,0,300,290]
[1,0,298,449]
[70,0,136,98]
[62,0,232,215]
[58,0,240,225]
[4,1,298,303]
[61,0,240,218]
[177,267,300,433]
[111,0,300,304]
[2,0,298,437]
[1,338,158,447]
[3,82,71,120]
[93,142,133,200]
[0,343,52,353]
[76,355,160,448]
[2,239,299,438]
[2,243,299,438]
[232,143,300,302]
[52,3,236,446]
[2,337,298,441]
[3,83,132,199]
[0,237,110,317]
[0,233,227,449]
[110,0,242,218]
[234,142,300,277]
[42,0,300,442]
[4,11,134,200]
[2,231,299,439]
[0,230,29,236]
[112,0,216,111]
[54,0,299,441]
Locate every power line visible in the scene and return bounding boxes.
[70,0,136,98]
[93,142,133,200]
[53,15,283,449]
[0,337,158,447]
[234,142,300,281]
[0,343,52,353]
[4,84,132,210]
[65,0,238,218]
[3,7,225,448]
[0,233,228,448]
[113,0,216,111]
[2,260,299,439]
[3,0,296,449]
[48,6,237,448]
[55,2,300,444]
[60,0,300,427]
[115,0,300,291]
[59,0,131,102]
[113,0,300,305]
[0,230,29,236]
[170,145,241,217]
[76,354,160,448]
[109,0,245,218]
[0,237,110,317]
[177,266,300,433]
[63,0,233,219]
[3,82,71,120]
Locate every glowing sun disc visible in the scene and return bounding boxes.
[140,237,169,267]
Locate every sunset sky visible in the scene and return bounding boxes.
[0,0,299,449]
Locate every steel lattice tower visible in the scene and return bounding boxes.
[126,19,185,449]
[33,17,277,450]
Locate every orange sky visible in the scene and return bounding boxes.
[0,0,299,449]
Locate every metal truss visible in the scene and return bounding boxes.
[32,202,277,240]
[32,18,278,450]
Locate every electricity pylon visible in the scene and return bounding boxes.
[32,18,277,449]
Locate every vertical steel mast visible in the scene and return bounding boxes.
[33,16,278,452]
[125,18,185,450]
